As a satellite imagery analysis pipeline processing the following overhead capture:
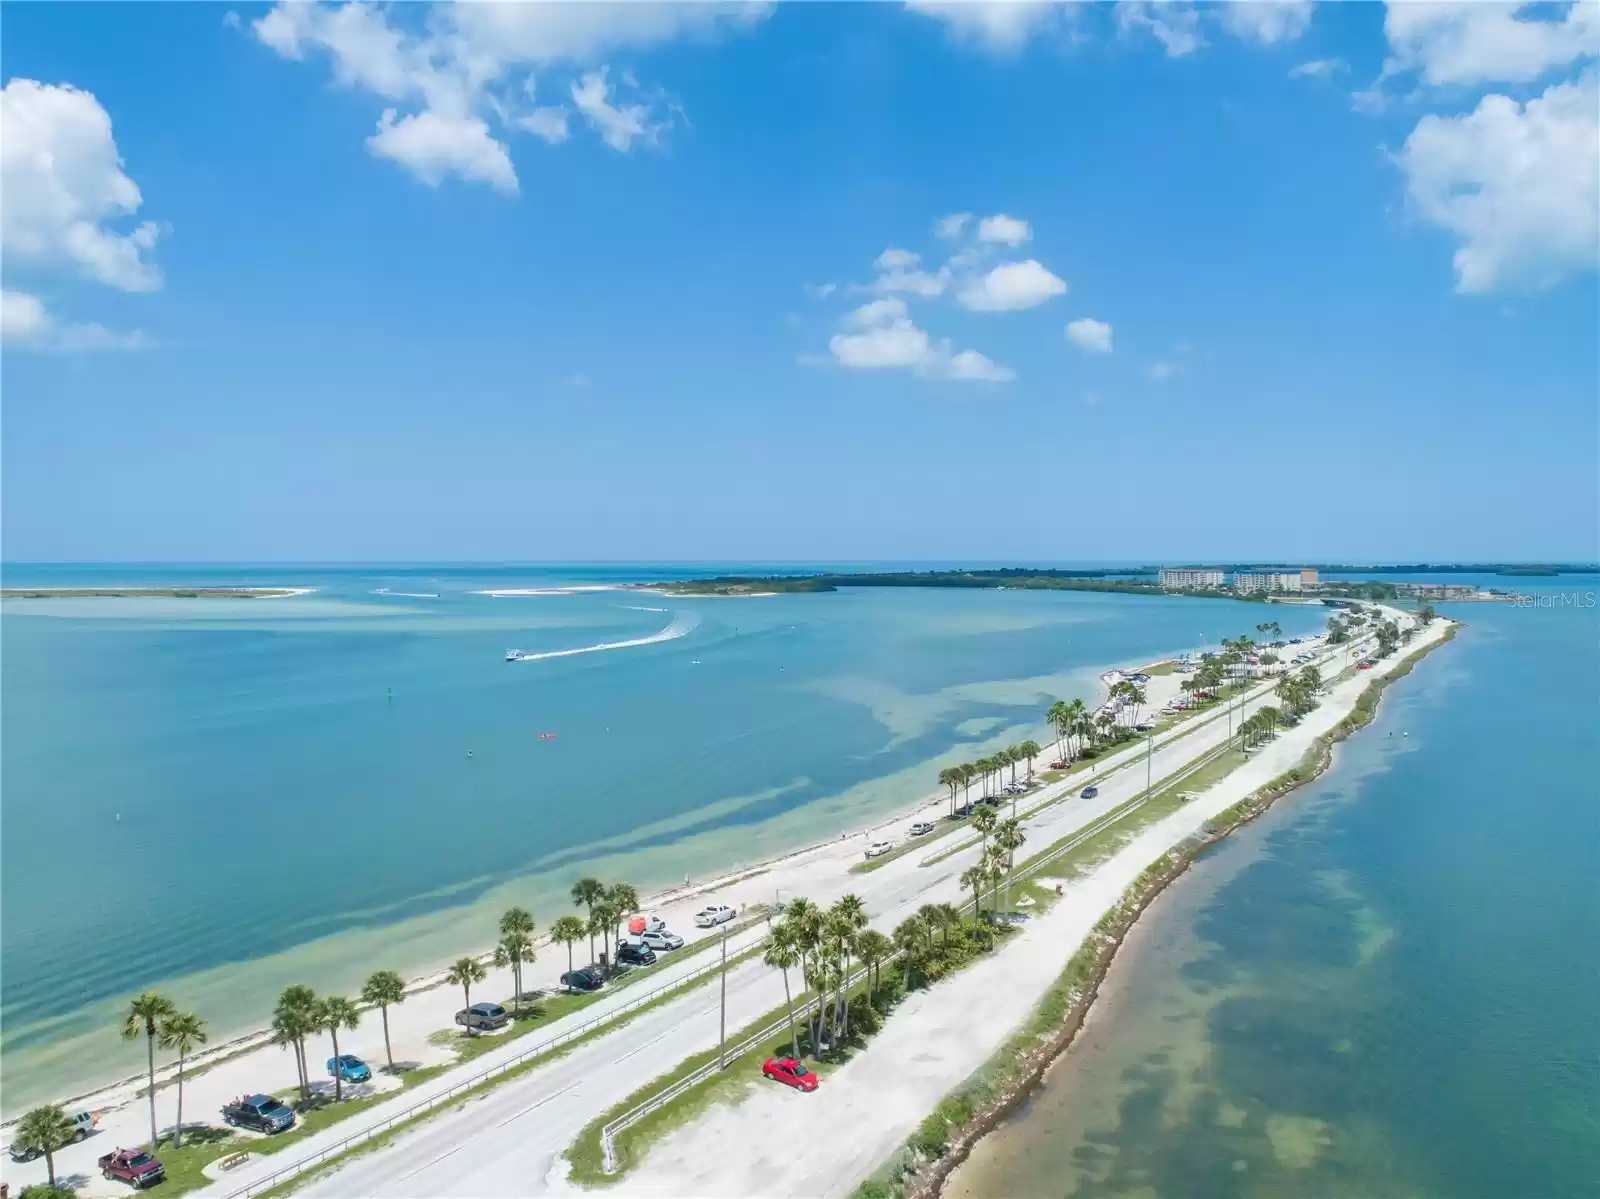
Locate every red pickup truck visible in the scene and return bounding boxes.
[98,1147,166,1188]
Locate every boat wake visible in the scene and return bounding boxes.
[372,588,441,598]
[476,586,620,597]
[508,612,699,663]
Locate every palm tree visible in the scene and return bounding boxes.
[496,907,537,1015]
[272,985,318,1101]
[606,883,640,955]
[549,914,587,974]
[360,970,406,1071]
[855,929,892,999]
[959,762,977,810]
[831,895,868,1037]
[1047,700,1072,761]
[570,877,605,962]
[446,957,487,1034]
[994,818,1027,917]
[780,898,824,1051]
[984,843,1009,911]
[122,991,175,1150]
[960,864,986,915]
[1018,739,1041,779]
[972,804,998,863]
[15,1106,75,1188]
[158,1010,207,1148]
[316,996,362,1101]
[763,923,803,1057]
[592,898,619,967]
[916,903,948,952]
[893,915,926,989]
[938,766,960,817]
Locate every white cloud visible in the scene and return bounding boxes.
[570,69,660,151]
[958,259,1067,311]
[250,2,768,189]
[368,109,518,192]
[0,79,163,292]
[847,296,910,327]
[1116,2,1205,58]
[946,348,1015,382]
[828,318,932,370]
[1147,360,1179,381]
[1290,57,1346,80]
[873,264,951,297]
[935,212,973,239]
[1381,1,1600,88]
[516,107,571,144]
[876,247,922,269]
[976,213,1031,246]
[1396,71,1599,293]
[804,281,838,300]
[1066,317,1114,353]
[1218,1,1313,46]
[1,288,148,352]
[904,2,1067,53]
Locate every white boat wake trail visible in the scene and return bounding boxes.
[510,612,699,663]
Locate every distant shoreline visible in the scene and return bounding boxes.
[0,586,315,599]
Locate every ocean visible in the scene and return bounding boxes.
[947,577,1600,1198]
[0,563,1331,1112]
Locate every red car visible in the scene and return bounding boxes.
[762,1056,819,1092]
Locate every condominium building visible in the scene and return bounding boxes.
[1158,567,1225,590]
[1232,570,1306,594]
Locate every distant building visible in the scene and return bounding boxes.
[1300,569,1319,586]
[1159,567,1225,590]
[1393,582,1477,601]
[1233,570,1305,594]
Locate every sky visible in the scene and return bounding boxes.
[2,1,1597,564]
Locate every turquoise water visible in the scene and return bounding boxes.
[948,580,1600,1198]
[0,563,1328,1111]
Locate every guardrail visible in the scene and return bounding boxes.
[597,733,1240,1172]
[217,944,752,1199]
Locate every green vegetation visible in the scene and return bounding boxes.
[14,1106,77,1189]
[643,569,1161,598]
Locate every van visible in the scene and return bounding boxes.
[909,820,935,837]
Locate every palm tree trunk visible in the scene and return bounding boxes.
[45,1149,57,1189]
[145,1027,159,1151]
[567,943,575,974]
[332,1027,343,1101]
[382,1006,394,1070]
[175,1047,187,1149]
[781,968,798,1058]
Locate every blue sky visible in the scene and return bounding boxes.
[3,2,1596,563]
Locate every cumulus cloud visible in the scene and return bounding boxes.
[1289,57,1346,80]
[958,259,1067,311]
[250,2,769,189]
[873,262,951,297]
[1,288,148,352]
[876,247,923,269]
[935,212,973,239]
[1066,317,1114,353]
[804,281,838,300]
[1217,1,1313,46]
[847,296,910,327]
[0,79,163,292]
[1380,1,1600,88]
[368,109,518,191]
[903,2,1069,53]
[813,268,1014,383]
[976,213,1031,246]
[1396,71,1599,293]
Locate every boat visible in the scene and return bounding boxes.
[506,649,528,662]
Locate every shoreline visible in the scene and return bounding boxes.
[2,636,1194,1125]
[898,621,1459,1199]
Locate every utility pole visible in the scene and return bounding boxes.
[718,922,728,1068]
[1146,728,1153,795]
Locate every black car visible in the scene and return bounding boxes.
[561,966,604,992]
[616,941,657,967]
[953,802,974,818]
[1080,785,1099,799]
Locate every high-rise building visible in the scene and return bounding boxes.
[1233,570,1305,594]
[1158,567,1225,590]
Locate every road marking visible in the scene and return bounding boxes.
[611,1026,679,1065]
[494,1081,580,1128]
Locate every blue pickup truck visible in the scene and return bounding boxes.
[221,1093,296,1134]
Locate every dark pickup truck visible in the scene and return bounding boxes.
[221,1093,296,1134]
[98,1148,166,1188]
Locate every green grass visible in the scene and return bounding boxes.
[1138,659,1180,676]
[851,814,970,873]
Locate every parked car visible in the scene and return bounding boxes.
[864,840,894,859]
[98,1148,166,1188]
[1136,722,1155,732]
[327,1054,371,1083]
[1049,759,1069,770]
[616,941,657,967]
[1080,785,1099,799]
[626,912,668,937]
[222,1093,296,1134]
[640,928,684,951]
[561,966,604,992]
[455,1002,509,1031]
[953,802,974,818]
[1003,783,1026,795]
[11,1111,94,1160]
[977,795,1002,807]
[909,820,935,837]
[694,904,736,928]
[761,1056,819,1092]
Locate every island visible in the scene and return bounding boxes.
[0,587,309,599]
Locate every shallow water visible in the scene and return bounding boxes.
[947,584,1600,1198]
[0,562,1328,1111]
